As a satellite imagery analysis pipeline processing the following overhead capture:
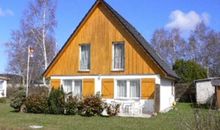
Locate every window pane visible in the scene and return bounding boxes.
[80,44,90,70]
[130,80,140,98]
[0,80,3,90]
[117,80,127,97]
[114,43,124,69]
[73,80,82,96]
[63,80,72,94]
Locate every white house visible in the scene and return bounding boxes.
[42,0,178,116]
[0,76,8,98]
[194,77,220,104]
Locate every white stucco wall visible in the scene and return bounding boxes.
[196,81,215,104]
[51,75,176,114]
[52,74,159,114]
[0,80,7,98]
[160,78,175,112]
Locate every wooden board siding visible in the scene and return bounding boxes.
[83,79,95,97]
[217,86,220,109]
[51,79,61,89]
[102,79,114,98]
[44,3,164,78]
[141,78,155,99]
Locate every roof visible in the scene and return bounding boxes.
[0,76,8,80]
[43,0,178,79]
[102,1,178,79]
[211,79,220,86]
[0,74,23,84]
[194,77,220,83]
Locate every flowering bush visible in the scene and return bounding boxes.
[25,95,49,113]
[81,95,104,116]
[106,103,120,116]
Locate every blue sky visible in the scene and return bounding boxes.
[0,0,220,73]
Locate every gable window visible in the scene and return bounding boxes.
[116,79,140,99]
[63,80,82,96]
[113,42,125,70]
[80,44,90,71]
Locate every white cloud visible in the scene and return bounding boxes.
[166,10,210,32]
[0,7,14,17]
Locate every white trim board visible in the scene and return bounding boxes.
[51,74,161,84]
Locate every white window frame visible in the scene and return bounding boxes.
[112,42,125,71]
[62,79,83,97]
[171,82,175,96]
[115,79,141,100]
[79,44,91,71]
[0,80,3,90]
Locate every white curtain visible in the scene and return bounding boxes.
[114,44,124,69]
[0,80,3,90]
[80,45,90,70]
[117,80,127,97]
[73,80,82,96]
[130,80,140,98]
[63,80,72,94]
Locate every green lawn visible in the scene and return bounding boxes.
[0,102,204,130]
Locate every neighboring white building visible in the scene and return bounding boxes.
[194,78,220,104]
[0,76,8,98]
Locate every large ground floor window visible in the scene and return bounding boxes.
[116,79,140,99]
[62,80,82,96]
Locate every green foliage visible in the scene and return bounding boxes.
[64,96,82,115]
[173,59,207,83]
[81,95,104,116]
[0,98,6,104]
[25,95,49,113]
[10,88,26,112]
[48,87,65,114]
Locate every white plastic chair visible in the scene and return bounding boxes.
[131,102,143,115]
[122,102,133,114]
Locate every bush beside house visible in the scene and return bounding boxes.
[10,86,120,117]
[10,87,26,112]
[25,95,49,113]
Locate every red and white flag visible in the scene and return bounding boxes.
[29,47,34,58]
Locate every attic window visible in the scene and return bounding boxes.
[112,42,125,70]
[79,44,90,71]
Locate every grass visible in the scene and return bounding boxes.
[0,102,210,130]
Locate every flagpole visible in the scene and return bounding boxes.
[26,45,30,97]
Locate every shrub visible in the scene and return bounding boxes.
[28,86,49,97]
[81,95,104,116]
[64,96,82,115]
[25,95,49,113]
[106,103,120,116]
[10,89,26,112]
[7,85,24,99]
[173,59,207,83]
[0,98,6,103]
[48,87,65,114]
[177,109,220,130]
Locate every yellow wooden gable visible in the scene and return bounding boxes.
[43,0,167,78]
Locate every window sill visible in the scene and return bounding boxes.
[78,70,90,72]
[115,97,141,100]
[111,69,125,72]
